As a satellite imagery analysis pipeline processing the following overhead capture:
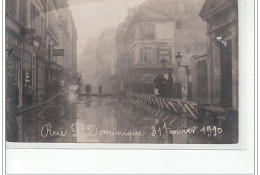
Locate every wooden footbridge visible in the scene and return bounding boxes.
[126,92,199,119]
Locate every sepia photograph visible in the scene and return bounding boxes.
[5,0,239,144]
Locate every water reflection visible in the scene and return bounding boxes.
[6,96,237,144]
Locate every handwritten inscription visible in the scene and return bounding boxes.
[41,124,68,137]
[151,123,223,139]
[41,122,145,140]
[40,122,223,140]
[151,123,197,139]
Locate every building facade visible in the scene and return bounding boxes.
[199,0,238,108]
[95,28,117,93]
[6,0,77,107]
[115,7,175,94]
[115,1,207,96]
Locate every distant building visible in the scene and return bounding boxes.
[56,0,78,80]
[115,7,175,93]
[115,1,207,96]
[95,28,117,93]
[77,39,97,85]
[199,0,238,108]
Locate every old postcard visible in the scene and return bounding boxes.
[5,0,239,145]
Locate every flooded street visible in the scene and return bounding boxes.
[7,95,236,144]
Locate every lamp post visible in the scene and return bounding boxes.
[160,57,166,73]
[175,52,190,100]
[48,38,57,62]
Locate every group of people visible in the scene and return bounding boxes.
[7,79,35,115]
[84,84,103,95]
[153,73,173,98]
[132,80,154,94]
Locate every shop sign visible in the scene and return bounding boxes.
[7,61,15,77]
[53,49,64,56]
[156,47,172,61]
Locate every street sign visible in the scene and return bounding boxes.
[53,49,64,56]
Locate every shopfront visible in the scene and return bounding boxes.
[6,33,22,107]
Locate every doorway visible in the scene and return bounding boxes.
[220,40,232,108]
[197,60,208,103]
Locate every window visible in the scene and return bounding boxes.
[140,47,155,63]
[176,21,182,29]
[7,0,19,19]
[142,23,155,39]
[31,4,41,35]
[20,0,27,26]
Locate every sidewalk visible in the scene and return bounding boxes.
[18,92,66,114]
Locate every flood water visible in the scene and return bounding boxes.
[7,95,237,144]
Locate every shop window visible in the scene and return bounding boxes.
[140,48,155,63]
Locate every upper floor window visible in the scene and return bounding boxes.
[20,0,27,26]
[31,4,41,35]
[7,0,20,20]
[142,23,155,39]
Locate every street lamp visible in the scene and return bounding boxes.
[175,52,190,100]
[32,36,42,48]
[160,57,166,72]
[48,38,57,62]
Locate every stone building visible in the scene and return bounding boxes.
[6,0,77,107]
[115,0,207,96]
[115,7,175,94]
[56,0,78,81]
[95,28,117,93]
[6,0,48,105]
[198,0,238,108]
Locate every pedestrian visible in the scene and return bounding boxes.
[7,79,19,113]
[167,73,173,98]
[153,74,160,96]
[158,74,167,97]
[85,84,91,95]
[85,84,88,95]
[98,85,102,94]
[60,80,65,91]
[25,83,34,106]
[89,84,92,93]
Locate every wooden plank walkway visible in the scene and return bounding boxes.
[126,92,199,119]
[78,93,112,97]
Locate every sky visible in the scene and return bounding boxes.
[68,0,147,55]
